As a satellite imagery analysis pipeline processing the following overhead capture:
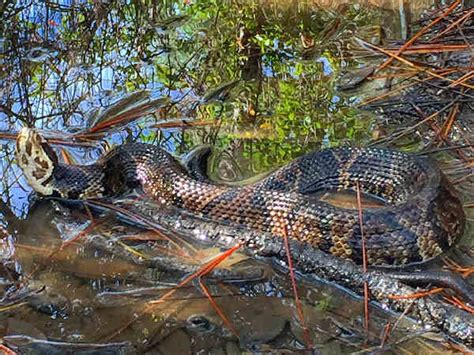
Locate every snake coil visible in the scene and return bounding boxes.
[16,128,465,266]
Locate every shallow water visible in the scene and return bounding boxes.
[0,1,473,353]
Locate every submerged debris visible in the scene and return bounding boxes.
[3,336,134,354]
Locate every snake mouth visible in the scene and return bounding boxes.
[15,127,57,196]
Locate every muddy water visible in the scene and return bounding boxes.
[0,1,472,353]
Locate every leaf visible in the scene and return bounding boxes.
[201,79,240,104]
[152,15,189,29]
[193,247,248,269]
[88,90,151,127]
[336,66,376,91]
[86,92,171,134]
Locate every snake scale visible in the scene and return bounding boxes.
[15,127,465,267]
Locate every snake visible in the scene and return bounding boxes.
[15,127,465,267]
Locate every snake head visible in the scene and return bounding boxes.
[15,127,58,196]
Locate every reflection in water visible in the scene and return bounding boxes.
[0,0,472,353]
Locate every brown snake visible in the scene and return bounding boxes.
[15,127,465,267]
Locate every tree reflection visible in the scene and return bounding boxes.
[2,0,387,186]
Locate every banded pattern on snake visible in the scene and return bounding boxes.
[15,128,465,266]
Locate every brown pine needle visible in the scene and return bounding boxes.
[429,8,474,43]
[443,296,474,314]
[86,199,198,258]
[442,340,474,354]
[199,279,239,337]
[443,258,474,278]
[377,101,457,145]
[148,242,243,306]
[0,132,18,141]
[377,0,462,71]
[358,68,456,107]
[442,257,462,269]
[443,261,474,288]
[281,225,313,348]
[453,173,474,185]
[448,70,474,88]
[0,131,97,147]
[119,232,167,241]
[441,103,460,139]
[355,182,370,339]
[411,105,448,146]
[459,267,474,278]
[104,243,243,342]
[151,244,196,260]
[361,40,474,90]
[60,219,105,251]
[379,322,392,348]
[386,44,471,54]
[387,287,444,300]
[60,147,75,164]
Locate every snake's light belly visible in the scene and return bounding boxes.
[16,128,465,266]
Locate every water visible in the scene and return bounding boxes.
[0,1,472,353]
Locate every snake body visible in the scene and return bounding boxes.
[15,128,465,266]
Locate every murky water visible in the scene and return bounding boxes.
[0,1,472,353]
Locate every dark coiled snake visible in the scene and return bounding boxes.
[16,127,465,267]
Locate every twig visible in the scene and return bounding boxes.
[359,39,474,90]
[377,0,462,71]
[356,182,370,340]
[282,224,313,348]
